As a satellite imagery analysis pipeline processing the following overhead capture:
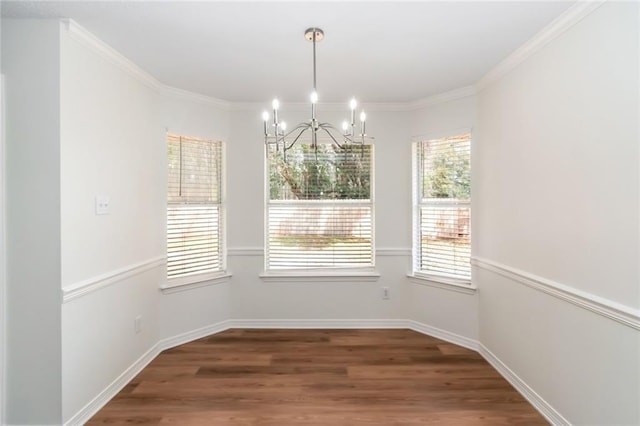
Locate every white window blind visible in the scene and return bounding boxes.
[414,134,471,281]
[167,134,224,280]
[267,143,374,270]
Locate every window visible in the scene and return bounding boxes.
[167,134,224,283]
[266,142,374,271]
[413,134,471,282]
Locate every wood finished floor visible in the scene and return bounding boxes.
[87,329,547,425]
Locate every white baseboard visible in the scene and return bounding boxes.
[63,318,476,424]
[157,320,234,351]
[231,318,480,355]
[6,424,55,426]
[406,319,479,351]
[65,318,562,426]
[63,344,159,426]
[479,344,569,426]
[231,318,409,329]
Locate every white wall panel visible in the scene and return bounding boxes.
[60,26,164,288]
[476,2,640,424]
[1,19,63,425]
[476,2,638,307]
[59,24,163,422]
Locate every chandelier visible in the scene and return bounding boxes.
[262,28,371,155]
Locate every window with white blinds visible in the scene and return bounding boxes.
[267,143,374,270]
[167,134,224,281]
[413,134,471,281]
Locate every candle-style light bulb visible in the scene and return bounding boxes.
[342,121,349,135]
[272,98,279,126]
[360,111,366,136]
[281,121,287,135]
[310,91,318,120]
[350,98,357,126]
[360,111,366,122]
[262,111,269,135]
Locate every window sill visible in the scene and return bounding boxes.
[260,269,380,283]
[407,273,476,294]
[161,271,232,294]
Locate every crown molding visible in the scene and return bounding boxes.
[406,86,476,110]
[60,4,607,113]
[232,87,476,113]
[159,85,232,110]
[62,19,232,110]
[230,101,411,112]
[476,1,607,91]
[62,19,162,92]
[60,19,477,113]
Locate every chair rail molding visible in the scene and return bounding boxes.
[62,256,166,303]
[472,256,640,330]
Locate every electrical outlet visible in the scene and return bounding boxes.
[382,287,390,300]
[134,315,142,334]
[95,195,110,215]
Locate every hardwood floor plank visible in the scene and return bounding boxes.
[87,329,547,425]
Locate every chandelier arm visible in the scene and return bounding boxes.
[289,123,312,133]
[284,127,309,152]
[266,123,309,145]
[319,122,363,145]
[319,126,344,149]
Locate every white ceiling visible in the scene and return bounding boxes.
[1,1,574,103]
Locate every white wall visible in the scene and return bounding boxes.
[58,23,236,422]
[0,72,6,426]
[227,106,415,321]
[475,2,639,424]
[59,23,163,422]
[60,33,164,288]
[2,19,63,425]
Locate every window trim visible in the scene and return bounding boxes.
[166,134,227,289]
[407,272,476,294]
[162,270,231,294]
[260,268,380,282]
[411,133,472,288]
